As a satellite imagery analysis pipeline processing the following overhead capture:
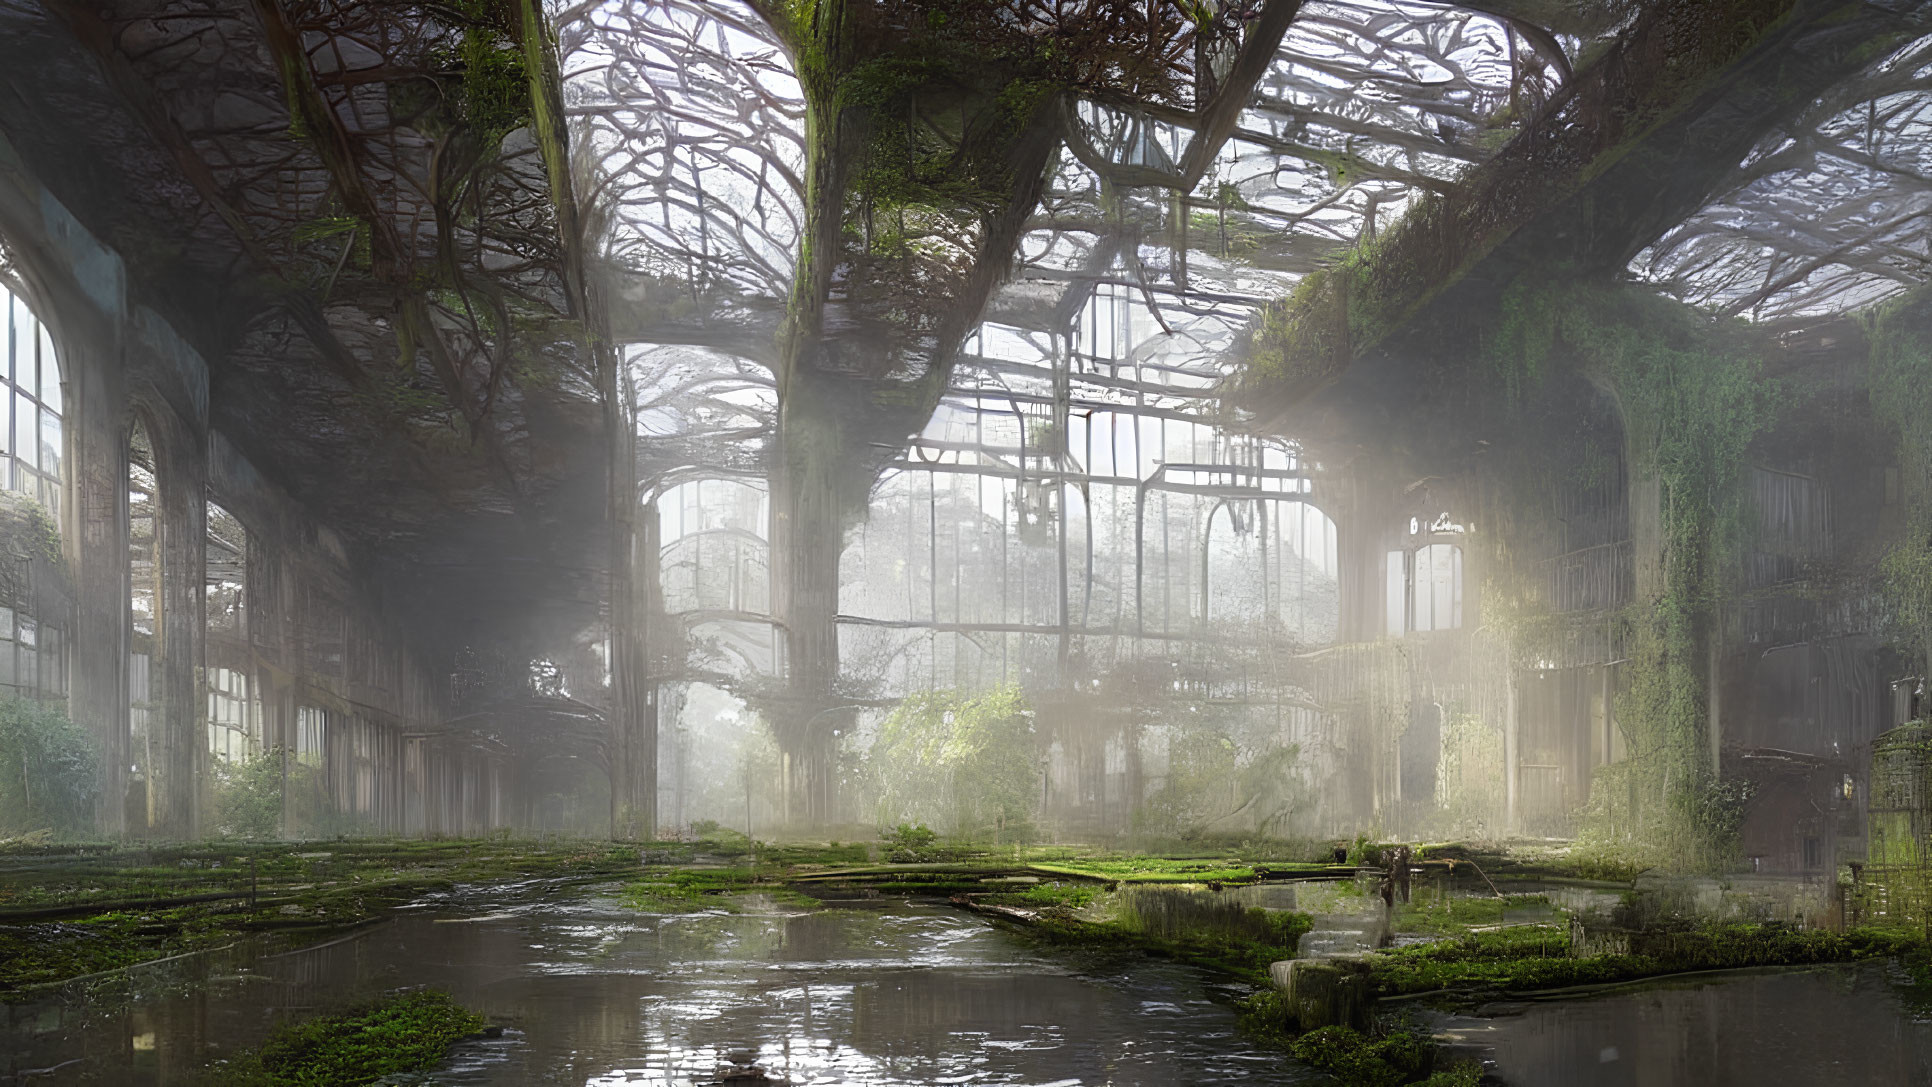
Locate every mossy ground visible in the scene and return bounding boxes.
[0,838,636,997]
[16,831,1931,1084]
[1371,922,1928,998]
[202,988,486,1086]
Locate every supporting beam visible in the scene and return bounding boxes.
[249,0,530,503]
[516,0,654,840]
[1234,0,1926,418]
[44,0,373,393]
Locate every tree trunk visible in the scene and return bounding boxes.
[769,373,854,827]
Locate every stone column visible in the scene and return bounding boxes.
[67,318,130,835]
[147,406,206,839]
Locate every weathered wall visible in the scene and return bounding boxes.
[0,129,503,839]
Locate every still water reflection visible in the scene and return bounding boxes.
[1433,962,1932,1087]
[1,894,1318,1085]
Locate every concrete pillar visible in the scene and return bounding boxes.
[68,325,130,835]
[1505,661,1520,833]
[146,406,206,839]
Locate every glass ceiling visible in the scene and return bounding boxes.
[1629,31,1932,328]
[552,0,1931,698]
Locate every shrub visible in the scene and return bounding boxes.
[213,748,285,838]
[884,822,939,861]
[0,696,97,837]
[1290,1026,1434,1087]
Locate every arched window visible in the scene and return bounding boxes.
[2,279,62,520]
[658,478,769,614]
[128,420,160,825]
[206,500,256,763]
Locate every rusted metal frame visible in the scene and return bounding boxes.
[831,613,1321,650]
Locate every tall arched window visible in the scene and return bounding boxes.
[0,275,66,703]
[206,500,255,763]
[3,279,62,520]
[128,420,160,822]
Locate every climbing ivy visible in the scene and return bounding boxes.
[1867,296,1932,675]
[1488,279,1776,868]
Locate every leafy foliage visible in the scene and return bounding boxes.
[1137,729,1306,840]
[1868,298,1932,673]
[1289,1026,1441,1087]
[882,821,942,861]
[868,685,1039,840]
[1434,711,1504,838]
[212,749,286,839]
[0,697,98,837]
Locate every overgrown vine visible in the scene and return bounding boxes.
[1489,279,1775,867]
[1866,294,1932,685]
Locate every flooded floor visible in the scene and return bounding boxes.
[1,890,1317,1085]
[1433,962,1932,1086]
[12,887,1932,1085]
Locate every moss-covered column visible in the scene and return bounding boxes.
[64,302,130,837]
[1493,279,1768,864]
[1869,293,1932,687]
[748,0,1069,826]
[768,374,861,825]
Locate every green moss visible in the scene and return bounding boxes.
[207,989,485,1086]
[1391,894,1549,936]
[620,866,758,912]
[1489,280,1777,866]
[1368,922,1925,998]
[991,880,1099,910]
[1002,884,1313,984]
[0,839,640,996]
[1867,295,1932,670]
[1290,1026,1436,1087]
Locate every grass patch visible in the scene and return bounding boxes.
[1391,894,1550,936]
[985,880,1099,911]
[0,839,639,996]
[1021,907,1312,984]
[1371,923,1928,997]
[1290,1025,1478,1086]
[618,867,757,912]
[207,989,484,1086]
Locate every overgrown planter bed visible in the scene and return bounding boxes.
[0,838,640,997]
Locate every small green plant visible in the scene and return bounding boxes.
[884,822,940,861]
[1289,1026,1435,1087]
